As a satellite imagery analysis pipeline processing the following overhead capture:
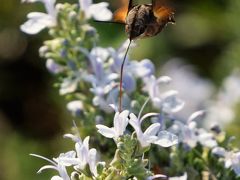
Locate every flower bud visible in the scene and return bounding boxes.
[39,45,49,57]
[69,11,77,21]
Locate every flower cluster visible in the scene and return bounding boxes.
[21,0,240,179]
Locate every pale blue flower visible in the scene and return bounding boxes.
[155,130,178,148]
[130,59,155,78]
[143,75,184,113]
[205,70,240,127]
[172,121,198,148]
[122,59,155,93]
[96,110,129,140]
[212,147,240,176]
[59,71,83,95]
[21,0,57,34]
[80,47,118,87]
[171,111,216,148]
[92,88,118,113]
[143,75,172,101]
[220,70,240,106]
[80,47,120,112]
[161,59,213,120]
[122,73,136,93]
[158,90,185,113]
[46,59,64,74]
[79,0,112,21]
[108,40,154,93]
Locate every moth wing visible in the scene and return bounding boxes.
[113,0,133,23]
[152,0,175,23]
[113,7,128,23]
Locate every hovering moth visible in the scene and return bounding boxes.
[98,0,175,111]
[113,0,175,40]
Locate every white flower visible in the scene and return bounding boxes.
[74,142,91,171]
[79,0,112,21]
[96,110,129,140]
[63,136,90,170]
[21,0,57,34]
[129,113,178,148]
[169,172,187,180]
[212,147,240,176]
[62,134,104,177]
[87,148,98,177]
[30,152,73,180]
[67,100,84,116]
[197,129,217,148]
[129,113,160,148]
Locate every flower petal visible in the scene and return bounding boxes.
[212,147,226,157]
[51,176,64,180]
[144,123,160,136]
[188,110,206,123]
[89,2,112,21]
[96,125,115,138]
[161,90,185,113]
[114,110,129,137]
[88,148,98,176]
[46,59,64,74]
[147,174,167,180]
[129,113,141,131]
[154,131,178,147]
[21,12,54,34]
[63,134,82,143]
[37,165,58,173]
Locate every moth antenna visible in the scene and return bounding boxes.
[119,40,132,112]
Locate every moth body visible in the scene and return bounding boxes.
[125,4,175,40]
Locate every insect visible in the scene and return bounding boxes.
[99,0,175,111]
[113,0,175,40]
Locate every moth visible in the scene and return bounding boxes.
[113,0,175,40]
[98,0,175,111]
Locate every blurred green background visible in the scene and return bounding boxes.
[0,0,240,179]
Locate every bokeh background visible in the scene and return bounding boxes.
[0,0,240,179]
